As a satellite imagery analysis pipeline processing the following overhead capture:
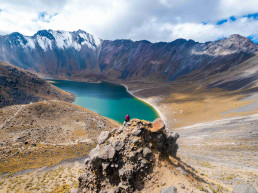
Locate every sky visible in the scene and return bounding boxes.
[0,0,258,43]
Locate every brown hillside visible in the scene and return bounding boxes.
[0,100,120,174]
[0,61,74,108]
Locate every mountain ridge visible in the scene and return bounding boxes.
[0,29,257,83]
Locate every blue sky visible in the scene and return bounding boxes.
[215,13,258,42]
[0,0,257,43]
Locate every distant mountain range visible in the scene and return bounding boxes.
[0,30,257,83]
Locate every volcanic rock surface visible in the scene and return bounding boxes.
[78,118,179,192]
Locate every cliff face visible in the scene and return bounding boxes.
[0,30,257,82]
[0,61,74,108]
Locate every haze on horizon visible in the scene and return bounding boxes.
[0,0,258,43]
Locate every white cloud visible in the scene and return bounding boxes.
[0,0,257,42]
[219,0,258,19]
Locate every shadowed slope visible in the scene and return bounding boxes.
[0,61,74,108]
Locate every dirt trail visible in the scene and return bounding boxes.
[0,105,25,129]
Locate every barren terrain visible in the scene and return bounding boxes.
[123,75,258,191]
[0,100,120,192]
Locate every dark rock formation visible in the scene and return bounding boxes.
[78,118,179,193]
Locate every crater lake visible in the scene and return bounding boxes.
[51,80,159,123]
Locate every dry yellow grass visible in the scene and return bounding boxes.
[0,143,95,174]
[0,100,120,175]
[161,87,258,128]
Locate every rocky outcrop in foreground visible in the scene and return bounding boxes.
[78,118,179,193]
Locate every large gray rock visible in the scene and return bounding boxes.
[97,131,110,144]
[89,145,100,158]
[98,145,116,160]
[232,184,257,193]
[112,140,124,151]
[160,186,177,193]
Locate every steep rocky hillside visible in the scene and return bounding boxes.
[0,61,74,108]
[99,34,257,81]
[0,30,257,83]
[0,100,119,174]
[0,30,101,77]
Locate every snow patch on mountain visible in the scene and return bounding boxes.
[24,37,36,49]
[36,36,53,51]
[78,31,101,49]
[94,37,101,47]
[11,30,101,52]
[50,30,81,51]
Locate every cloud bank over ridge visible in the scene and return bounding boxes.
[0,0,257,43]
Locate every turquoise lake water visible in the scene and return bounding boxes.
[51,80,158,123]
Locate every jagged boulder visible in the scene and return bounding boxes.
[97,131,110,144]
[78,118,179,193]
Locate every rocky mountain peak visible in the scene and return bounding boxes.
[34,30,55,40]
[225,34,256,47]
[78,118,179,192]
[192,34,258,57]
[228,34,249,41]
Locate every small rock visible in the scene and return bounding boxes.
[112,140,124,151]
[89,145,100,158]
[132,129,142,136]
[118,126,124,133]
[143,147,152,158]
[232,184,257,193]
[180,184,185,189]
[171,133,179,139]
[149,118,165,132]
[31,143,36,146]
[176,167,187,175]
[102,163,109,170]
[98,145,116,160]
[97,131,110,144]
[24,141,28,145]
[85,157,91,164]
[161,182,166,186]
[119,168,133,178]
[110,128,117,134]
[160,186,177,193]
